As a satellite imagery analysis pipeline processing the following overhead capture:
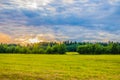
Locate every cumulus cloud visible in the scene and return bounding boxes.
[0,24,120,43]
[0,0,120,43]
[108,0,120,5]
[0,24,59,43]
[62,0,74,4]
[0,33,12,43]
[0,0,54,9]
[55,26,120,42]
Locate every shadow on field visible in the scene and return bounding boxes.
[0,73,44,80]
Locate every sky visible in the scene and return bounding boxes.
[0,0,120,44]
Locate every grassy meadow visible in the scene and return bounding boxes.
[0,53,120,80]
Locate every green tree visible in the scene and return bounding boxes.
[46,46,52,54]
[57,44,67,54]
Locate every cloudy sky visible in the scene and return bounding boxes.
[0,0,120,43]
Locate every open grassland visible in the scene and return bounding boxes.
[0,53,120,80]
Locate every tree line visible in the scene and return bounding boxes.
[64,41,120,54]
[0,41,120,54]
[0,42,66,54]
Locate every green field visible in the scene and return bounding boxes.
[0,53,120,80]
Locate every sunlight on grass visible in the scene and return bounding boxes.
[0,53,120,80]
[66,52,79,55]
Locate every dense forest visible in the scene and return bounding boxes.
[0,41,120,54]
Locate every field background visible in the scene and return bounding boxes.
[0,53,120,80]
